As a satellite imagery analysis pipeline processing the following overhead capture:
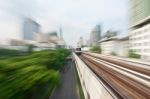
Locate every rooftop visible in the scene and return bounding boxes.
[98,36,129,43]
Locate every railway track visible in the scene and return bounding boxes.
[83,52,150,76]
[79,53,150,99]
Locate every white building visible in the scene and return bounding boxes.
[118,37,129,57]
[34,33,49,43]
[99,36,129,57]
[129,23,150,60]
[9,32,66,51]
[34,32,66,49]
[129,0,150,60]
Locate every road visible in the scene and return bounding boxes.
[50,60,79,99]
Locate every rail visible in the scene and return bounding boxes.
[80,53,150,99]
[83,52,150,68]
[73,53,117,99]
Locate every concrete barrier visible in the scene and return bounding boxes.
[73,53,115,99]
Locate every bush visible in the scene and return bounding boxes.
[0,48,69,99]
[110,52,117,56]
[90,45,101,53]
[27,44,35,54]
[0,48,22,58]
[128,50,141,59]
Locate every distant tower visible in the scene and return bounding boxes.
[23,18,40,40]
[90,24,101,46]
[59,27,63,38]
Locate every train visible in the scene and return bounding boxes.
[74,47,90,55]
[74,47,82,55]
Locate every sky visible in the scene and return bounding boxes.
[0,0,129,46]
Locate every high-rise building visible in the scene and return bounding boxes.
[23,18,40,40]
[130,0,150,26]
[129,0,150,60]
[90,24,101,46]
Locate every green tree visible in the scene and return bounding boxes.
[0,48,22,58]
[0,48,70,99]
[90,45,101,53]
[128,50,141,59]
[27,44,35,54]
[110,51,117,56]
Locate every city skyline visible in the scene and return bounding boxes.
[0,0,128,46]
[0,1,150,99]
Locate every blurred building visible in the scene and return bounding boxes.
[130,0,150,26]
[34,32,66,49]
[10,39,38,46]
[59,27,63,38]
[34,33,49,43]
[8,18,66,50]
[48,32,58,37]
[129,0,150,60]
[99,36,129,57]
[77,37,84,47]
[9,31,66,51]
[9,39,36,51]
[90,24,101,46]
[103,29,118,38]
[10,39,27,46]
[85,40,90,47]
[23,18,40,40]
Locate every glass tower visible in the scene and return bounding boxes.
[130,0,150,26]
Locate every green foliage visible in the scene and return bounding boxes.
[0,48,22,58]
[27,44,35,54]
[90,45,101,53]
[0,48,69,99]
[110,51,117,56]
[128,50,141,59]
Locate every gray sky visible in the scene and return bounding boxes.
[0,0,129,45]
